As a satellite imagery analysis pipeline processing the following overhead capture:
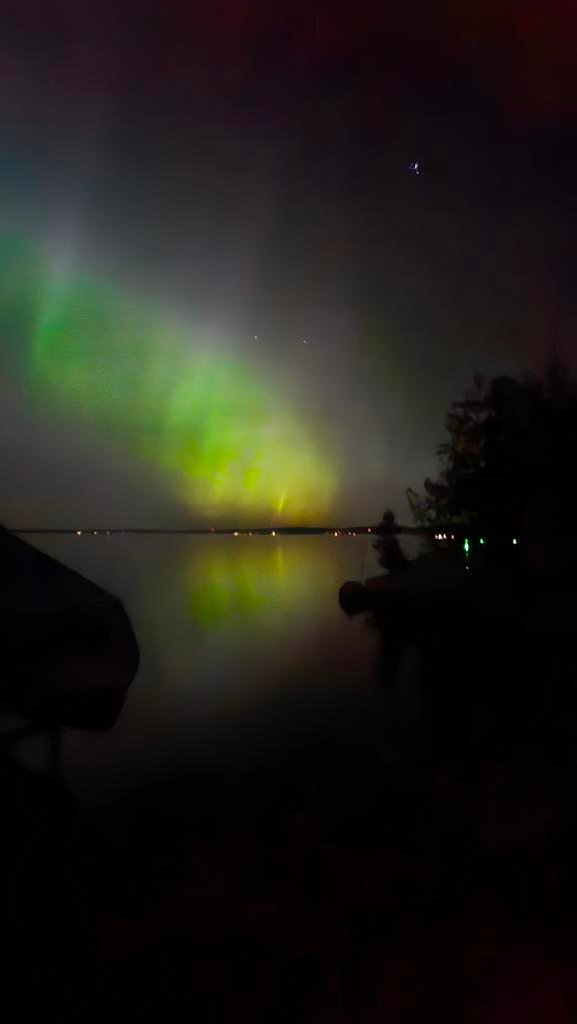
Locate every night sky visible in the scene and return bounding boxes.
[0,1,576,526]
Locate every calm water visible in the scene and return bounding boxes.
[11,534,577,1018]
[27,534,394,801]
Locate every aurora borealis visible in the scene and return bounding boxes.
[0,235,336,522]
[0,1,576,526]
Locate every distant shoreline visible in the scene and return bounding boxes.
[14,526,378,536]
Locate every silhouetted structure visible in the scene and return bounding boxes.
[373,508,411,573]
[0,527,140,1014]
[0,526,139,733]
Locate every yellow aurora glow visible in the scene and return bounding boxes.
[0,236,337,521]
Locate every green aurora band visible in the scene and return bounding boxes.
[0,236,336,521]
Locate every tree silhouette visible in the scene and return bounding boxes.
[413,356,577,541]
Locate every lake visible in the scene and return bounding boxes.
[10,533,577,1019]
[25,533,394,799]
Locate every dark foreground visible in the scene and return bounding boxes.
[2,568,577,1022]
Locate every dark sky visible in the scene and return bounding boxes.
[1,0,576,525]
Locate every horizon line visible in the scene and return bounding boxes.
[13,525,379,535]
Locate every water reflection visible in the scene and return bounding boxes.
[187,537,330,630]
[25,535,381,793]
